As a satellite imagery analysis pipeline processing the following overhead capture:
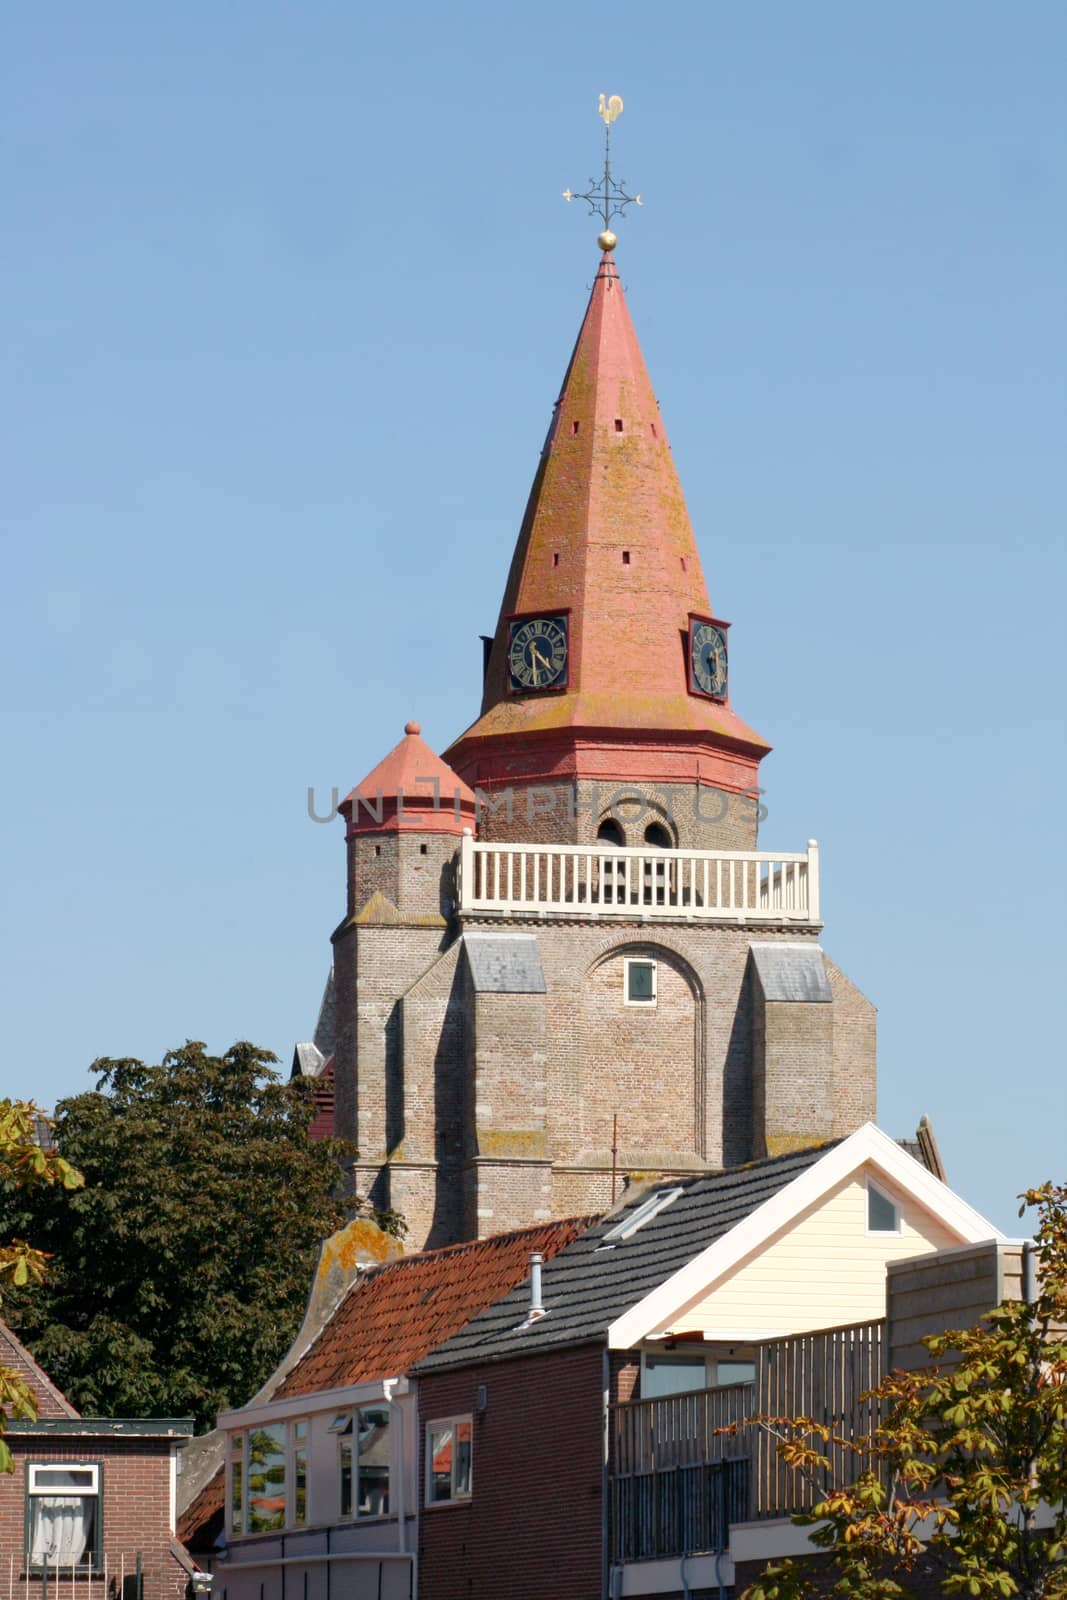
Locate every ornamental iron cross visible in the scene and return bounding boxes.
[563,94,642,237]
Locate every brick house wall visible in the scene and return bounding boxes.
[1,1432,188,1600]
[417,1344,605,1600]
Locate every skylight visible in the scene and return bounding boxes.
[600,1187,684,1244]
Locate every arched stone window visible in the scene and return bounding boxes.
[644,821,673,849]
[596,818,626,847]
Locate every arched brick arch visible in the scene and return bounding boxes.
[596,794,679,850]
[575,941,706,1168]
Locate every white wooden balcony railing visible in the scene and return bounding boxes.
[457,833,820,925]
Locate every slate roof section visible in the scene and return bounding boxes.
[749,943,832,1003]
[292,1041,325,1079]
[0,1319,78,1418]
[313,968,337,1058]
[414,1143,837,1373]
[463,933,546,994]
[899,1117,946,1181]
[273,1216,593,1398]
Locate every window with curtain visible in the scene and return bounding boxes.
[27,1465,100,1569]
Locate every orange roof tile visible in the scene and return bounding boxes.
[177,1470,225,1555]
[274,1216,592,1398]
[341,722,476,836]
[445,250,769,784]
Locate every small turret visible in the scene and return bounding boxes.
[340,722,476,922]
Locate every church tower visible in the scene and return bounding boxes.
[307,115,877,1250]
[444,246,769,853]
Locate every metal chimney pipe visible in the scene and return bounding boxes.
[529,1252,544,1316]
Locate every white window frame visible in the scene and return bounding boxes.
[866,1179,902,1234]
[227,1431,244,1536]
[242,1422,289,1535]
[338,1405,392,1521]
[624,957,657,1007]
[26,1462,102,1569]
[424,1415,473,1506]
[289,1419,309,1527]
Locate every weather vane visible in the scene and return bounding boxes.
[563,93,642,252]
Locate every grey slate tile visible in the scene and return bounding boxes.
[463,933,546,994]
[749,943,832,1003]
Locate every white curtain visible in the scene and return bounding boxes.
[29,1497,91,1566]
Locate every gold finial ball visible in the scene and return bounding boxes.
[598,229,618,252]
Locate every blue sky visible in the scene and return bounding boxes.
[3,3,1064,1237]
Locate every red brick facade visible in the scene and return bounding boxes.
[417,1344,605,1600]
[0,1432,190,1600]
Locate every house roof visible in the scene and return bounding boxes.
[272,1215,592,1398]
[413,1144,833,1373]
[0,1319,79,1419]
[413,1124,1003,1372]
[177,1469,225,1555]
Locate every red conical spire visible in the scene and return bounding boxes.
[445,248,769,802]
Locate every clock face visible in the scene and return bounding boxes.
[690,619,728,700]
[508,615,568,693]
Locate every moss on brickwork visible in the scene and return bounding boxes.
[477,1128,548,1159]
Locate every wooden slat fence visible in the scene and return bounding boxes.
[754,1319,886,1518]
[607,1320,888,1559]
[612,1380,754,1475]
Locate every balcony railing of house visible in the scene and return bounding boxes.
[17,1552,146,1600]
[608,1320,886,1562]
[457,834,821,925]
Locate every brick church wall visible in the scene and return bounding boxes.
[473,776,759,852]
[336,905,877,1249]
[825,954,878,1136]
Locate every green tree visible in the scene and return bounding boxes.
[742,1183,1067,1600]
[0,1099,83,1468]
[0,1042,399,1433]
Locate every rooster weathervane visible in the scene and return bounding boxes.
[563,94,642,252]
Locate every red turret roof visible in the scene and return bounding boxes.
[341,722,476,836]
[445,251,769,790]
